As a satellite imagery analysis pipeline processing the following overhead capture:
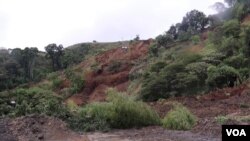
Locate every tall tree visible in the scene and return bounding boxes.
[45,44,64,71]
[22,47,38,80]
[181,10,208,34]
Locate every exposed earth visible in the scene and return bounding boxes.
[1,40,250,141]
[1,85,249,141]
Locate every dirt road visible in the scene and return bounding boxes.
[1,117,220,141]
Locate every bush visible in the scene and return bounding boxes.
[150,61,167,73]
[191,35,200,45]
[47,72,59,80]
[220,37,241,56]
[149,43,159,57]
[108,61,122,73]
[107,89,161,128]
[162,104,196,130]
[70,77,85,94]
[222,19,240,38]
[52,78,63,89]
[185,62,211,82]
[141,56,203,101]
[65,69,85,94]
[69,102,113,131]
[206,65,240,89]
[239,68,250,81]
[0,87,69,119]
[223,54,246,69]
[69,89,161,131]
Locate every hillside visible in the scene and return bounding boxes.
[1,1,250,141]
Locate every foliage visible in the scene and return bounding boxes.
[162,104,196,130]
[69,89,160,131]
[180,10,208,34]
[206,65,240,89]
[141,55,203,101]
[0,87,69,119]
[149,43,159,57]
[156,33,174,47]
[191,35,200,45]
[223,54,247,69]
[220,36,241,56]
[62,44,91,68]
[108,61,122,73]
[0,48,50,92]
[52,77,64,89]
[215,116,229,124]
[222,19,240,38]
[65,69,85,94]
[106,89,161,128]
[45,44,64,71]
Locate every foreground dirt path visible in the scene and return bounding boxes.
[85,126,220,141]
[1,117,220,141]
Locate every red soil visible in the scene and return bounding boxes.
[68,40,152,105]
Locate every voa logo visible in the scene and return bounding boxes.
[226,129,246,137]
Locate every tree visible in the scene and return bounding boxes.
[167,25,178,40]
[11,48,23,66]
[22,47,38,80]
[45,44,64,71]
[134,35,140,41]
[181,10,208,34]
[156,33,174,47]
[242,26,250,57]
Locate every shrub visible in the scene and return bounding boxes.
[185,62,211,82]
[0,87,69,119]
[220,37,241,56]
[162,104,196,130]
[47,72,59,80]
[149,43,159,57]
[69,89,161,131]
[70,77,85,94]
[215,116,229,124]
[191,35,200,45]
[239,68,250,81]
[141,59,204,101]
[206,65,240,89]
[107,89,161,128]
[150,61,167,73]
[64,69,85,94]
[222,19,240,38]
[52,78,63,89]
[108,61,122,73]
[223,54,246,69]
[68,102,113,131]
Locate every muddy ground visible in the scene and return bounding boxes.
[1,85,249,141]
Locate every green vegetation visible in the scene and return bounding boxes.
[139,1,250,101]
[162,104,196,130]
[65,68,85,94]
[215,115,250,124]
[0,87,69,118]
[69,89,161,131]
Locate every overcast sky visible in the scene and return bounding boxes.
[0,0,223,50]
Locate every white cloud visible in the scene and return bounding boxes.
[0,0,223,50]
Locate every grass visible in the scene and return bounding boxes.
[215,116,229,124]
[162,104,196,130]
[69,88,161,131]
[215,115,250,124]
